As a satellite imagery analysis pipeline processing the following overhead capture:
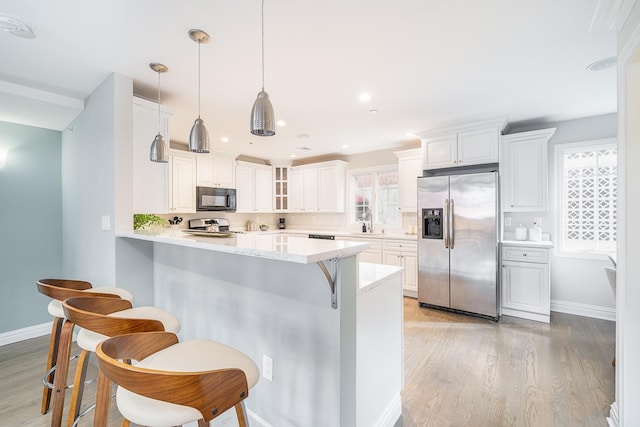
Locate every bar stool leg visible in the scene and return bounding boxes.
[67,349,90,427]
[41,317,64,414]
[235,401,249,427]
[50,319,75,427]
[93,370,111,427]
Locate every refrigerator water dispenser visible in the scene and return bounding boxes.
[422,208,443,239]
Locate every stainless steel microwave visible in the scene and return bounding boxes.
[196,186,236,211]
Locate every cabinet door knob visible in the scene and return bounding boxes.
[523,253,527,256]
[502,264,506,268]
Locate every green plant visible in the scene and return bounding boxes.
[133,214,168,230]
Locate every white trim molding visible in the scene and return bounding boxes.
[373,393,402,427]
[590,0,638,31]
[0,322,52,347]
[608,401,620,427]
[551,300,616,321]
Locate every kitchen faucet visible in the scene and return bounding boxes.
[364,211,373,233]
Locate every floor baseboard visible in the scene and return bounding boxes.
[0,322,52,347]
[551,299,616,321]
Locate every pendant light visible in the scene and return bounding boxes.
[188,29,210,153]
[250,0,275,136]
[149,63,169,163]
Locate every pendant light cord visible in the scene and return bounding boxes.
[261,0,265,91]
[198,40,202,119]
[157,70,161,132]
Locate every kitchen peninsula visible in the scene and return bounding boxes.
[116,231,404,427]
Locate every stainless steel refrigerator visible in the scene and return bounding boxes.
[417,167,499,320]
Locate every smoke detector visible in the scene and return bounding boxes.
[0,15,35,38]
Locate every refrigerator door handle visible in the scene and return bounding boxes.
[450,199,455,249]
[444,199,449,248]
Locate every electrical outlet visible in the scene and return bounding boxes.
[504,217,512,227]
[262,354,273,382]
[534,217,543,225]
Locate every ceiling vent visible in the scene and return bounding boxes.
[587,57,616,71]
[0,15,35,38]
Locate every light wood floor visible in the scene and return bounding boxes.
[0,298,615,427]
[398,298,615,427]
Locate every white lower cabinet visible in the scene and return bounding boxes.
[169,151,196,213]
[501,244,550,323]
[383,240,418,298]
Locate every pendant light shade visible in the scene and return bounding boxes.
[188,29,210,153]
[149,63,168,163]
[250,90,275,136]
[250,0,276,136]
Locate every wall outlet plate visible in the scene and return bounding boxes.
[262,354,273,382]
[504,217,512,227]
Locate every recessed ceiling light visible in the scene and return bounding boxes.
[0,15,35,38]
[342,144,349,149]
[290,154,297,158]
[359,93,371,103]
[587,57,616,71]
[296,133,310,139]
[276,120,286,127]
[220,137,229,143]
[405,132,416,138]
[296,146,312,151]
[369,109,379,114]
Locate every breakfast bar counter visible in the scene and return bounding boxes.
[116,231,404,427]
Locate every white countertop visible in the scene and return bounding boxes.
[118,230,369,264]
[501,239,554,248]
[253,229,418,241]
[359,262,404,293]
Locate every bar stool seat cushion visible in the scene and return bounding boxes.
[47,287,134,318]
[115,339,260,427]
[76,307,181,352]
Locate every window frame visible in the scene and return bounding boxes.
[348,165,400,227]
[553,137,617,259]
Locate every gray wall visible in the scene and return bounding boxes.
[0,121,62,333]
[61,73,132,286]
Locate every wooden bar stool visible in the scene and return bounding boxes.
[60,296,180,427]
[94,332,260,427]
[35,279,133,417]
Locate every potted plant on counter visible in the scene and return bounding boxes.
[133,214,168,233]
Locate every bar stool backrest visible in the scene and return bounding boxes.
[62,297,165,336]
[36,279,122,301]
[96,332,250,424]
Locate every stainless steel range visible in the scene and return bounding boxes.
[185,218,244,235]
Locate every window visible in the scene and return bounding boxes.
[351,168,399,225]
[556,139,617,255]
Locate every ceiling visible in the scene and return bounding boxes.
[0,0,617,162]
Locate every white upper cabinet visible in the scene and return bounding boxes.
[501,128,556,212]
[290,160,347,213]
[418,117,507,170]
[169,150,196,213]
[395,148,422,212]
[236,161,273,213]
[272,165,290,212]
[196,152,237,188]
[132,96,172,214]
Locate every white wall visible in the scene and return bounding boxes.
[62,73,132,286]
[0,122,62,333]
[504,113,617,318]
[616,7,640,423]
